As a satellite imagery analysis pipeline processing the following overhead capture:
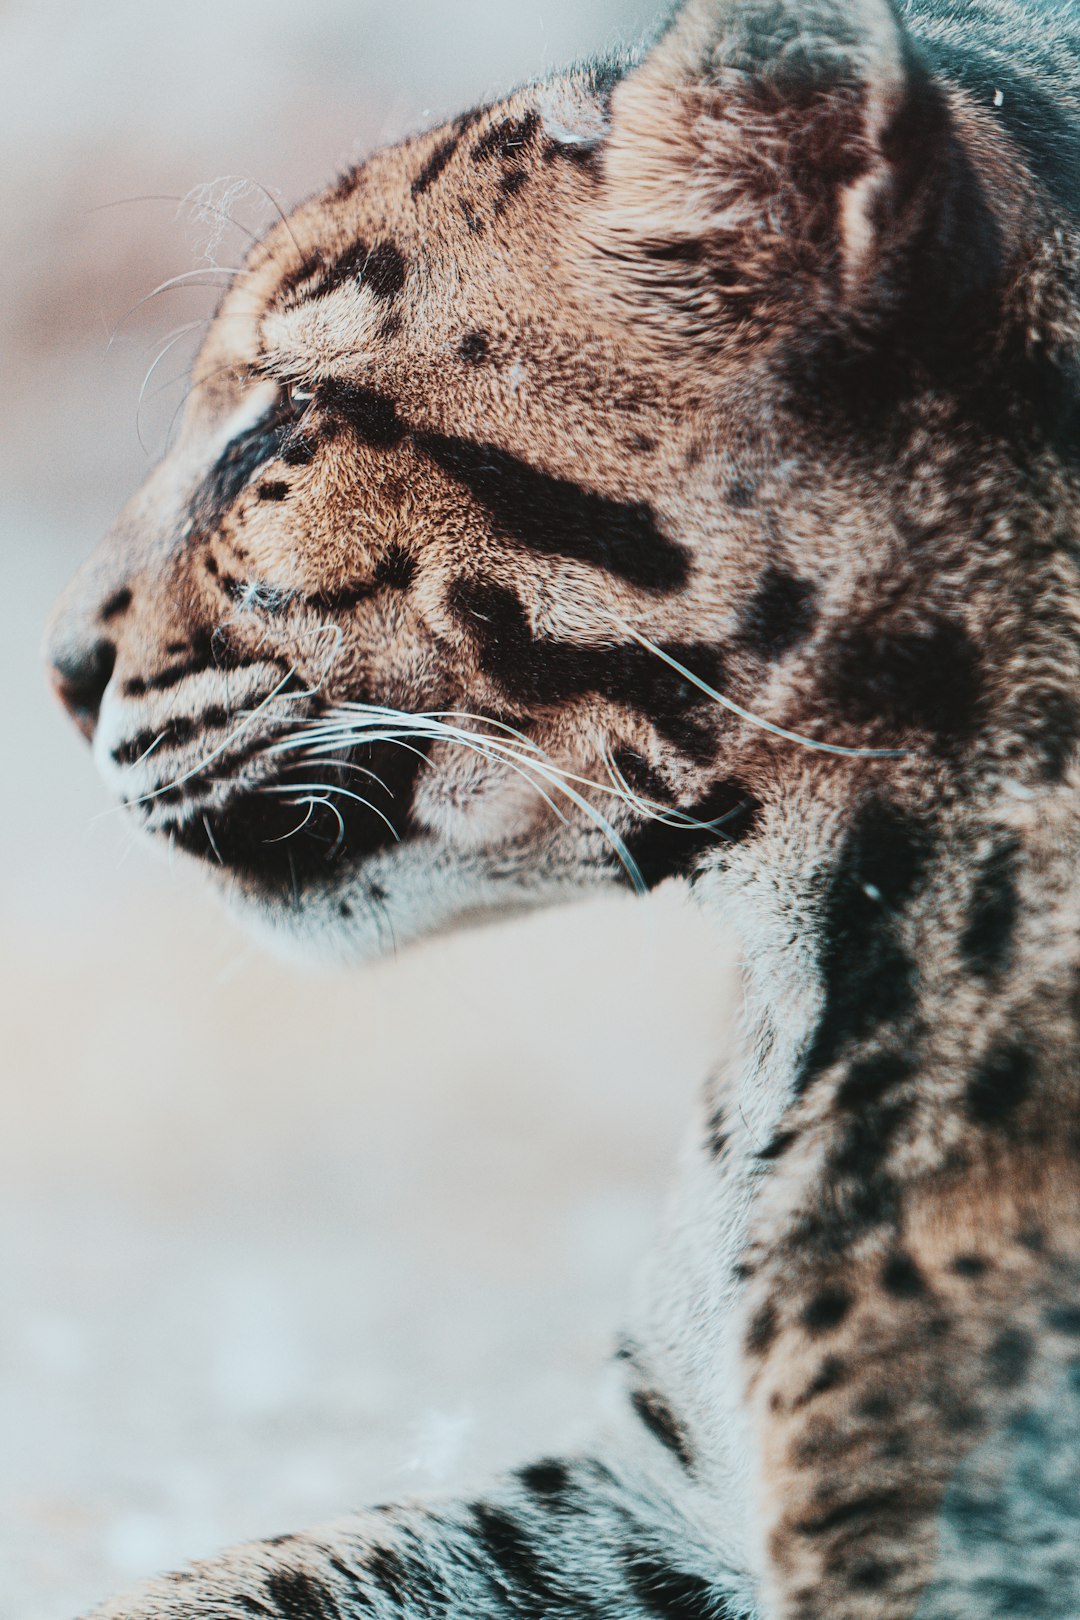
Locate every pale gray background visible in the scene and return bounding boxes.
[0,2,736,1614]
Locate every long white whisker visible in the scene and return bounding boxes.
[260,781,400,843]
[201,814,225,865]
[608,617,909,760]
[263,796,318,845]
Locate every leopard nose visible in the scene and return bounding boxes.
[47,635,117,741]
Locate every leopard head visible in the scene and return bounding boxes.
[45,0,1079,962]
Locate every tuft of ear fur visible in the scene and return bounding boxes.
[597,0,956,344]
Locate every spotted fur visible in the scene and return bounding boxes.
[47,0,1080,1614]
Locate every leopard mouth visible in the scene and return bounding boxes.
[130,738,430,894]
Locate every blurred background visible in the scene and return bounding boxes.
[0,2,735,1614]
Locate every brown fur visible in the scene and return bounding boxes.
[46,1,1080,1615]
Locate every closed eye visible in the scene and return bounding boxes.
[188,386,313,529]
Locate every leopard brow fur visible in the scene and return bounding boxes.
[46,0,1080,1614]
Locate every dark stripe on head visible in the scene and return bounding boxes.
[320,382,406,448]
[363,241,408,300]
[191,404,293,526]
[419,432,688,591]
[450,579,720,757]
[123,630,276,697]
[284,238,409,306]
[471,111,540,165]
[413,134,460,196]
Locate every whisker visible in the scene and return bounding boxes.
[260,781,400,843]
[202,814,225,865]
[89,194,261,244]
[242,177,306,262]
[608,617,910,760]
[262,795,319,845]
[108,269,247,352]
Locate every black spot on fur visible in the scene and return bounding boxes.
[747,1302,779,1357]
[965,1039,1035,1126]
[373,545,416,591]
[471,1503,557,1613]
[321,383,405,448]
[259,481,290,502]
[366,1545,409,1605]
[265,1571,338,1620]
[830,1097,911,1182]
[499,170,529,197]
[460,330,490,364]
[611,748,670,806]
[518,1459,570,1498]
[727,480,755,509]
[1047,1305,1080,1334]
[795,1355,848,1408]
[962,837,1020,976]
[794,1490,901,1538]
[739,566,817,660]
[630,1390,694,1470]
[826,619,983,744]
[471,111,540,165]
[623,778,760,890]
[796,801,930,1092]
[987,1326,1034,1389]
[363,241,408,300]
[951,1254,989,1278]
[418,431,689,591]
[882,1253,926,1298]
[282,435,318,467]
[100,587,132,622]
[834,1051,913,1111]
[450,579,721,759]
[802,1287,852,1334]
[758,1128,798,1161]
[707,1115,729,1160]
[1029,685,1080,782]
[623,1552,729,1619]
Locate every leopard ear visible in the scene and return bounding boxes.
[600,0,964,342]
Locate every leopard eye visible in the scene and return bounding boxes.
[284,380,315,412]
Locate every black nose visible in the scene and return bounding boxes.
[48,638,117,740]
